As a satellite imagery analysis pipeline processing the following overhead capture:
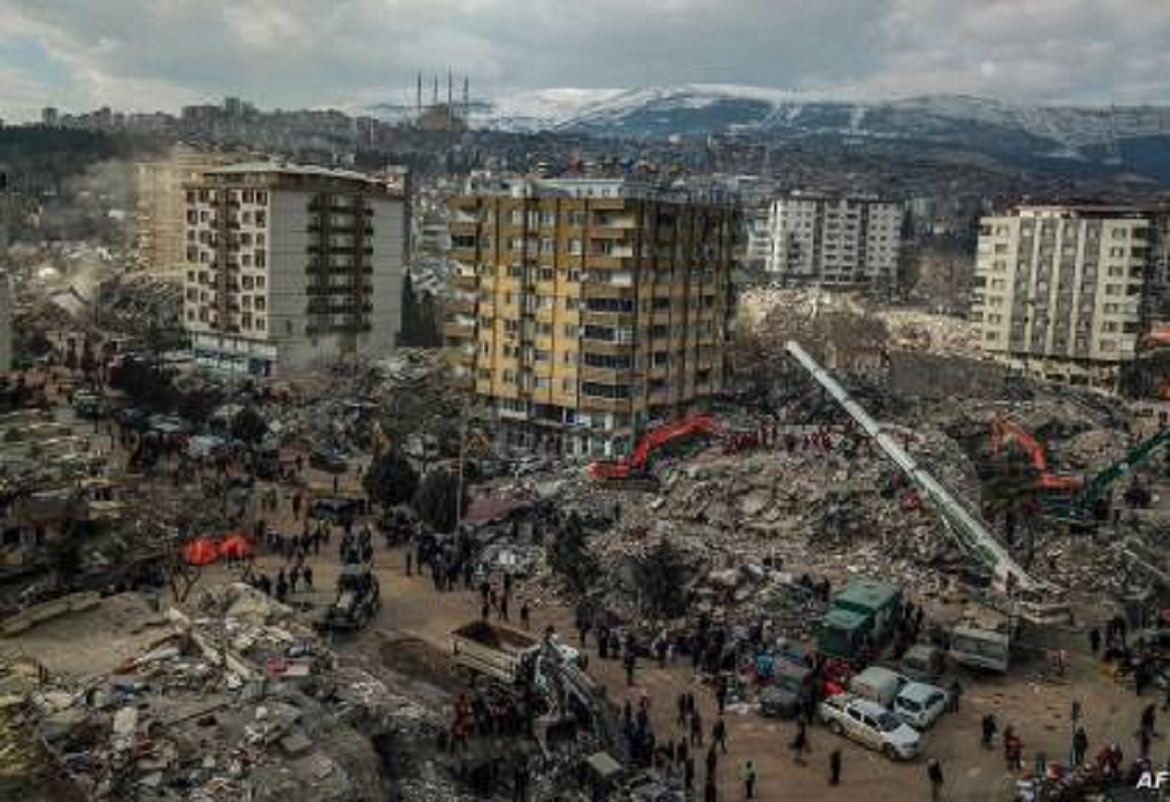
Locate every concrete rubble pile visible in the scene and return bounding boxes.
[1,583,461,801]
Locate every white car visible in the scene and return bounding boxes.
[893,682,950,730]
[819,693,921,760]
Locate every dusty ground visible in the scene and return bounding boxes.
[200,520,1157,802]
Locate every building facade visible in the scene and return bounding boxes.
[137,145,228,279]
[765,193,902,288]
[182,162,407,376]
[972,205,1166,390]
[446,177,738,458]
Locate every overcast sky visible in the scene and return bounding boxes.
[0,0,1167,120]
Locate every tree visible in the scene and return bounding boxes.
[547,512,599,597]
[363,449,419,509]
[635,538,692,618]
[413,469,466,532]
[231,406,268,444]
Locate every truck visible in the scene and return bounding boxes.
[949,616,1013,673]
[319,565,380,632]
[451,620,543,685]
[816,578,903,662]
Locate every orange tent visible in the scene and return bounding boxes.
[219,534,255,560]
[181,537,220,566]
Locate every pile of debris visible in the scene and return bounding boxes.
[1,583,457,801]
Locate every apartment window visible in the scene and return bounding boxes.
[582,382,631,400]
[242,276,254,290]
[1103,303,1119,313]
[985,331,999,341]
[1105,284,1121,295]
[534,350,550,362]
[561,379,573,393]
[503,370,517,384]
[540,238,554,255]
[256,191,267,204]
[255,250,266,268]
[541,211,556,226]
[563,324,578,337]
[510,210,524,225]
[242,211,252,225]
[256,277,265,289]
[255,297,265,311]
[1100,339,1117,352]
[1111,228,1128,239]
[569,238,583,255]
[255,211,267,226]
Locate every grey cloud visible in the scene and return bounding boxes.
[0,0,1168,117]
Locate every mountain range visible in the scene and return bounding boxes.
[363,84,1170,183]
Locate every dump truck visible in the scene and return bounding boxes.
[319,565,380,632]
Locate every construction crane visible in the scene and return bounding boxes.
[989,418,1084,493]
[785,340,1046,600]
[1053,426,1170,524]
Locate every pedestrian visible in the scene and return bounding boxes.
[520,600,531,630]
[499,593,509,622]
[703,776,717,802]
[981,713,998,749]
[706,744,718,777]
[684,756,695,795]
[790,723,808,765]
[927,758,944,802]
[716,677,728,716]
[481,599,490,621]
[691,710,703,747]
[742,759,756,799]
[829,748,841,785]
[947,677,961,713]
[1089,626,1101,654]
[1072,726,1088,766]
[303,564,313,590]
[624,650,636,687]
[1140,703,1159,739]
[678,693,688,727]
[405,551,413,576]
[713,717,728,754]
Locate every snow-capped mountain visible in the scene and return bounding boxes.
[360,84,1170,179]
[470,85,1170,149]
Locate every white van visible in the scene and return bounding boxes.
[848,666,910,708]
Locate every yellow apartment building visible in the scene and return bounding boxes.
[445,176,739,458]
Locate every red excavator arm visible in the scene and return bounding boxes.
[990,418,1084,492]
[589,413,722,480]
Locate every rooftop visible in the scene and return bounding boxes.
[206,161,392,188]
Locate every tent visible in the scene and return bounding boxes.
[181,537,220,566]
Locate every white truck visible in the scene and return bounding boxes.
[450,621,580,686]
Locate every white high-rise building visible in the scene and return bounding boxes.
[182,162,408,377]
[765,193,902,288]
[973,205,1168,391]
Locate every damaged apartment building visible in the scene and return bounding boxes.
[445,176,739,457]
[182,163,407,377]
[972,205,1170,392]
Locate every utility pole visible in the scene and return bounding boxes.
[455,409,467,531]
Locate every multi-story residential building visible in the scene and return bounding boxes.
[137,145,228,279]
[765,193,902,288]
[182,162,407,377]
[972,205,1167,390]
[445,176,738,457]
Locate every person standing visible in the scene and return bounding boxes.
[829,749,841,786]
[713,717,728,754]
[1072,726,1088,766]
[742,760,756,799]
[790,721,808,765]
[703,776,717,802]
[927,758,944,802]
[981,714,998,749]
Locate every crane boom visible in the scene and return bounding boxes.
[784,340,1041,595]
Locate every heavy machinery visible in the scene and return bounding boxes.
[1051,426,1170,524]
[989,418,1083,493]
[588,412,722,485]
[784,340,1069,674]
[319,564,380,632]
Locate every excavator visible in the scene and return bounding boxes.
[1050,426,1170,525]
[588,412,724,486]
[988,416,1170,525]
[989,418,1084,493]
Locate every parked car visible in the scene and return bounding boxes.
[899,644,946,684]
[309,447,349,474]
[893,682,949,730]
[759,658,816,719]
[819,693,921,760]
